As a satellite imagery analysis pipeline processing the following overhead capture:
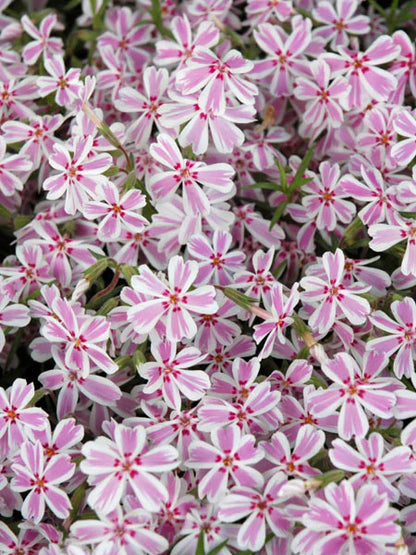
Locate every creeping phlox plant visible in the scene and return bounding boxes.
[3,0,416,553]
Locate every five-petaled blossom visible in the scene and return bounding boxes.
[137,340,210,410]
[291,481,401,554]
[187,424,264,501]
[10,439,75,523]
[309,352,396,440]
[300,249,371,334]
[80,421,178,514]
[128,255,218,342]
[253,282,300,359]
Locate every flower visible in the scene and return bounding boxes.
[187,230,245,286]
[0,379,48,453]
[300,248,371,334]
[71,506,169,555]
[155,15,219,68]
[148,133,234,214]
[291,481,401,554]
[11,440,75,523]
[313,0,370,48]
[187,425,264,501]
[21,13,63,65]
[138,340,210,410]
[83,181,147,241]
[253,282,300,359]
[128,255,218,342]
[42,136,112,215]
[329,432,416,501]
[368,296,416,384]
[252,16,311,96]
[37,55,82,107]
[261,425,325,479]
[80,421,178,514]
[294,60,350,135]
[39,295,118,376]
[176,45,257,113]
[115,66,171,146]
[340,165,402,225]
[323,35,399,109]
[301,162,356,232]
[368,218,416,276]
[0,293,31,353]
[309,352,396,440]
[218,473,291,552]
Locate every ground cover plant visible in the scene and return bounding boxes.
[2,0,416,553]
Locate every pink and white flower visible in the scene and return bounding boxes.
[138,340,209,410]
[309,352,396,440]
[0,379,48,453]
[329,433,416,501]
[71,506,169,555]
[253,282,300,359]
[148,133,234,215]
[187,425,264,501]
[218,473,291,552]
[80,422,178,514]
[292,481,401,554]
[128,255,218,342]
[11,440,75,523]
[368,296,416,384]
[43,137,112,215]
[176,46,257,113]
[300,249,371,334]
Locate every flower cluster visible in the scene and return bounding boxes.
[1,0,416,553]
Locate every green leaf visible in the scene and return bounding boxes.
[195,530,205,555]
[276,157,287,190]
[63,0,82,10]
[120,264,138,285]
[122,172,138,193]
[13,215,32,230]
[97,297,119,316]
[272,258,287,279]
[314,469,345,489]
[269,200,288,231]
[367,0,387,18]
[288,144,316,196]
[0,204,12,221]
[221,287,257,310]
[241,181,281,191]
[104,165,122,177]
[148,0,174,38]
[88,249,107,260]
[83,258,109,280]
[206,539,229,555]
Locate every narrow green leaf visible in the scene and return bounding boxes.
[13,215,32,230]
[221,287,257,310]
[104,165,122,177]
[272,258,287,279]
[241,182,281,191]
[88,249,107,260]
[288,144,316,196]
[206,539,229,555]
[122,172,138,192]
[367,0,387,18]
[269,200,288,230]
[0,204,12,221]
[195,530,205,555]
[276,157,287,190]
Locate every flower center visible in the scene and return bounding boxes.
[6,409,17,420]
[346,523,358,535]
[223,456,233,466]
